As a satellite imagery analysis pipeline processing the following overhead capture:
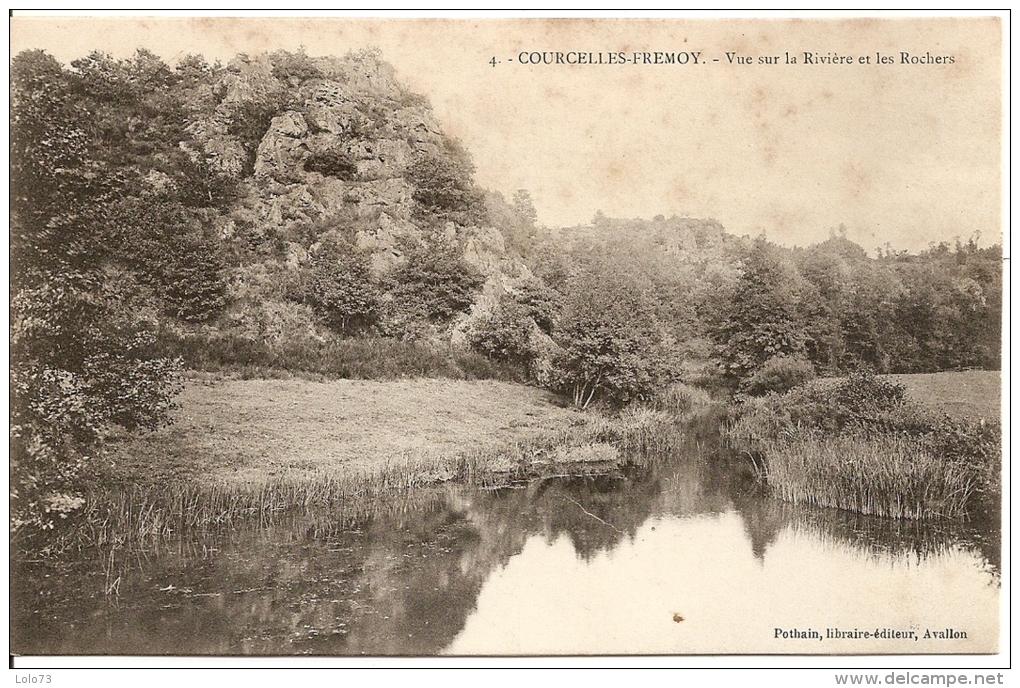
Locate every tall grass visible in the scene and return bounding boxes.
[727,372,1000,521]
[760,433,978,520]
[652,382,713,418]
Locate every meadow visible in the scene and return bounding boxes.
[889,370,1001,422]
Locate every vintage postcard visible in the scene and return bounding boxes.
[8,13,1006,667]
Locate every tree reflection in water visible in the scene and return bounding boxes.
[12,432,1000,656]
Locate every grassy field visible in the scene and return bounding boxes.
[101,377,598,487]
[890,370,1001,421]
[69,376,691,550]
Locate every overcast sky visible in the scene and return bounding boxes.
[10,13,1004,252]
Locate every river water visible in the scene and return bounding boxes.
[11,422,999,657]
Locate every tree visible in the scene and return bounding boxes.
[406,137,486,226]
[303,241,380,333]
[468,297,537,369]
[795,235,899,374]
[114,198,228,322]
[712,238,809,383]
[10,50,183,533]
[511,189,538,228]
[552,262,676,408]
[385,237,485,336]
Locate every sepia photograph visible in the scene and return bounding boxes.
[8,12,1006,666]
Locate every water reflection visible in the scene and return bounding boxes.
[446,512,998,655]
[12,445,999,656]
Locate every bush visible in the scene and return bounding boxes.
[11,273,183,534]
[114,198,228,323]
[304,149,358,180]
[730,371,908,440]
[384,238,485,335]
[159,329,514,382]
[551,266,679,409]
[269,49,323,84]
[514,278,560,334]
[406,139,486,226]
[468,298,537,368]
[301,241,380,334]
[740,355,815,396]
[830,369,907,419]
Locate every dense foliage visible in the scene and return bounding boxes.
[299,241,380,334]
[385,236,486,337]
[10,50,191,532]
[407,138,487,227]
[550,259,679,408]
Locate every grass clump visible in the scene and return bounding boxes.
[653,381,713,418]
[760,433,977,520]
[729,370,1000,521]
[739,355,816,396]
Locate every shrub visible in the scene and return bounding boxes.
[384,238,485,335]
[830,369,907,420]
[740,355,815,396]
[302,241,380,334]
[406,139,486,226]
[514,278,560,335]
[269,49,323,84]
[551,267,677,409]
[468,298,537,368]
[303,149,358,180]
[11,273,183,534]
[226,98,285,173]
[158,329,513,382]
[730,372,908,441]
[114,198,228,323]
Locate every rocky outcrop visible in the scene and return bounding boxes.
[254,112,309,184]
[188,49,536,350]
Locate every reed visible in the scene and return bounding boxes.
[759,432,978,520]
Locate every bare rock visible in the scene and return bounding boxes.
[285,242,309,269]
[254,112,310,184]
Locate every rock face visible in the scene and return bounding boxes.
[183,49,531,348]
[222,52,500,276]
[254,112,309,183]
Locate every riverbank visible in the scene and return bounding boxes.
[728,371,1001,521]
[47,376,686,554]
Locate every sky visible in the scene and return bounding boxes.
[9,12,1005,252]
